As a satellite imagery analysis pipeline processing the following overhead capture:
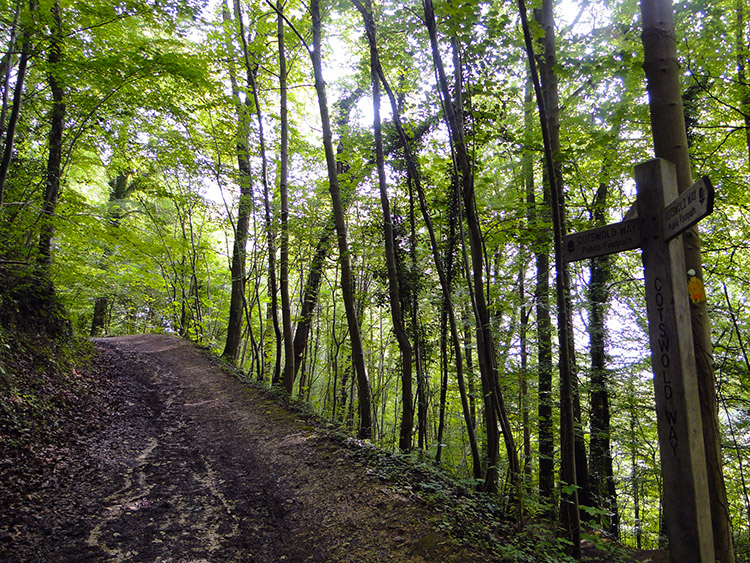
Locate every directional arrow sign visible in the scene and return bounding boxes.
[563,218,641,262]
[663,176,714,242]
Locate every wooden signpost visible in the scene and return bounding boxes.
[564,159,715,562]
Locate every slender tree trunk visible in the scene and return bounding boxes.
[359,0,414,450]
[408,180,426,453]
[0,0,33,207]
[517,0,580,553]
[234,1,282,385]
[518,262,532,487]
[524,72,555,506]
[286,91,361,382]
[436,176,459,466]
[309,0,372,438]
[414,308,427,451]
[221,1,252,362]
[640,2,734,560]
[38,0,65,267]
[350,0,480,476]
[534,0,590,518]
[423,0,519,493]
[0,1,20,136]
[277,3,295,394]
[436,301,449,464]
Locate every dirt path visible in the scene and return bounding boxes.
[5,334,485,562]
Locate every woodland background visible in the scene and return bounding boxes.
[1,0,749,558]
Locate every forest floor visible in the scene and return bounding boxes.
[0,334,667,562]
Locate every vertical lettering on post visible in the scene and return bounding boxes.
[636,159,713,562]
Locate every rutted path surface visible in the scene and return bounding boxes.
[5,334,480,562]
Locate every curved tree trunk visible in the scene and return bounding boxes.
[422,0,519,494]
[233,0,283,385]
[360,4,415,452]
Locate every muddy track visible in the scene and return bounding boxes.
[4,334,481,562]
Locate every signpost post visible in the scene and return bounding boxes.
[564,159,715,562]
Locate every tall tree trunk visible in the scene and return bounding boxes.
[517,0,580,554]
[533,0,590,517]
[285,91,362,383]
[359,0,414,450]
[422,0,519,494]
[221,1,253,362]
[38,0,65,267]
[277,3,295,394]
[587,182,618,536]
[234,0,283,385]
[435,176,459,466]
[309,0,373,438]
[587,117,624,537]
[351,0,481,477]
[518,263,532,487]
[524,71,555,506]
[640,2,734,560]
[0,0,33,207]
